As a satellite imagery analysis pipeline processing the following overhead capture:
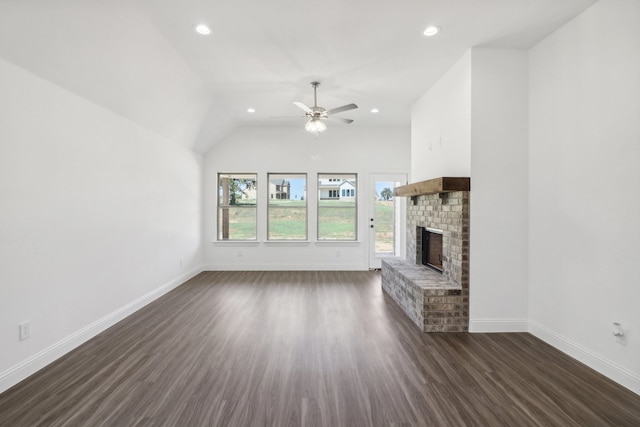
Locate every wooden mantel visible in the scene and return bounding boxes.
[394,177,470,197]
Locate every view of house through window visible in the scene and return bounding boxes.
[268,173,307,240]
[218,173,257,240]
[318,174,357,240]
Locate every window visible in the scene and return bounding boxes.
[318,173,357,240]
[217,173,257,240]
[268,173,307,240]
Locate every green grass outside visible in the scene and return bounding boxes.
[218,207,257,240]
[318,200,356,208]
[218,200,395,245]
[375,201,394,252]
[318,206,356,240]
[269,199,306,207]
[268,207,306,240]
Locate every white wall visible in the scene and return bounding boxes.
[411,48,530,332]
[203,126,410,270]
[528,0,640,393]
[411,51,471,181]
[412,1,640,392]
[0,58,204,393]
[469,49,530,331]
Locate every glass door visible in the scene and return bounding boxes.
[369,173,406,269]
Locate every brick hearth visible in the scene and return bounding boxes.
[381,181,470,332]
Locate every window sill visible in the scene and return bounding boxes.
[211,241,260,246]
[264,240,311,246]
[211,240,361,246]
[314,240,361,246]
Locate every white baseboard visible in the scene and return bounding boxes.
[528,321,640,396]
[4,278,637,398]
[470,319,639,395]
[469,318,529,333]
[201,264,367,271]
[0,266,204,394]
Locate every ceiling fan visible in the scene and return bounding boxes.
[293,81,358,135]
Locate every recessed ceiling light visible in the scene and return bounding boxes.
[195,24,211,35]
[423,26,440,37]
[371,108,380,114]
[247,108,256,113]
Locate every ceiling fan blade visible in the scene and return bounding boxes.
[293,101,312,114]
[327,116,354,124]
[327,103,358,115]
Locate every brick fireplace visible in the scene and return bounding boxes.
[381,177,470,332]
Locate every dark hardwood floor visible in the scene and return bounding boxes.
[1,271,639,426]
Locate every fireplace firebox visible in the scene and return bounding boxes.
[421,227,443,272]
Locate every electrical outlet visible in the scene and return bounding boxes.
[336,250,341,258]
[612,322,624,337]
[179,258,183,267]
[19,321,30,341]
[238,250,243,257]
[613,322,626,344]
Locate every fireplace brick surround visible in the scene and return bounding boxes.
[381,178,470,332]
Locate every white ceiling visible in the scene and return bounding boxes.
[0,0,597,153]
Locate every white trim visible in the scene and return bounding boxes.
[4,280,637,398]
[314,240,361,246]
[0,266,204,394]
[211,241,362,246]
[211,241,260,246]
[264,241,311,246]
[469,319,529,333]
[528,321,640,396]
[469,319,639,395]
[202,264,366,271]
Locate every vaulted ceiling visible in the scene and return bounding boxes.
[0,0,596,153]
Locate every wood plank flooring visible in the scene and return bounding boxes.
[1,271,639,426]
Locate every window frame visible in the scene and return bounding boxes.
[317,173,358,241]
[267,172,308,241]
[217,173,258,241]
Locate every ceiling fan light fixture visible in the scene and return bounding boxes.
[294,81,357,135]
[305,118,327,136]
